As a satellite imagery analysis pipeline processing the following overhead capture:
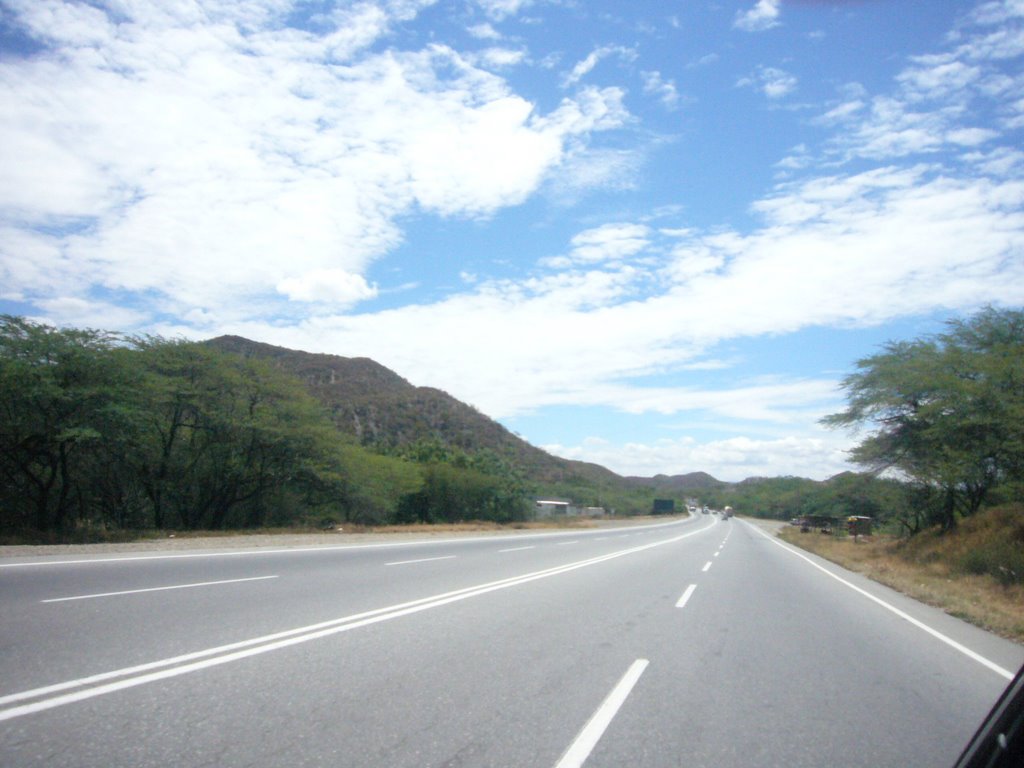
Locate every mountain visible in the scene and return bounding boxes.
[625,472,725,492]
[203,337,886,521]
[205,336,619,485]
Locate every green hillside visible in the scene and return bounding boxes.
[205,335,621,487]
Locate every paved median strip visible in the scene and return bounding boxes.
[0,519,718,722]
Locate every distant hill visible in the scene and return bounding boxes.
[625,471,726,492]
[205,336,619,485]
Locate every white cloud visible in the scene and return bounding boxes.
[212,162,1024,424]
[470,47,527,69]
[32,296,150,330]
[641,70,680,108]
[545,146,642,203]
[738,67,797,99]
[826,6,1024,163]
[467,23,502,40]
[816,100,865,126]
[544,431,854,482]
[898,56,982,99]
[568,223,651,264]
[686,53,719,70]
[946,127,1000,145]
[734,0,781,33]
[277,270,379,305]
[965,146,1024,175]
[964,0,1024,27]
[0,2,629,321]
[562,45,636,88]
[474,0,532,21]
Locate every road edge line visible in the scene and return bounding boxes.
[746,522,1015,680]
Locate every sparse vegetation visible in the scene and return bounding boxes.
[778,505,1024,642]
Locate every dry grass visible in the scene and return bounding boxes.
[778,513,1024,644]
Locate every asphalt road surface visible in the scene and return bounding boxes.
[2,515,1022,767]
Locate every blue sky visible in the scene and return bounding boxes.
[2,0,1023,481]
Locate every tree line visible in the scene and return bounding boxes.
[4,307,1019,540]
[823,306,1023,532]
[639,307,1023,536]
[0,316,529,539]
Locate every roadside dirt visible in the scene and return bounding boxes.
[0,514,690,559]
[742,517,789,534]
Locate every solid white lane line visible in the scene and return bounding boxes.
[385,555,456,566]
[747,522,1016,681]
[41,575,279,603]
[499,545,536,553]
[554,659,649,768]
[0,519,718,721]
[675,584,697,609]
[701,561,712,572]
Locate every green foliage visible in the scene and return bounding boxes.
[125,337,351,530]
[333,445,422,525]
[0,316,138,533]
[823,307,1024,530]
[0,318,534,537]
[386,441,530,524]
[673,473,918,534]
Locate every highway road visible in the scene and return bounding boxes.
[1,515,1022,767]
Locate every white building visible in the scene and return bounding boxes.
[534,499,606,518]
[534,498,575,517]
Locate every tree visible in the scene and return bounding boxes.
[823,307,1024,530]
[0,316,139,533]
[131,338,351,530]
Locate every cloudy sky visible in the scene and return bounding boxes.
[2,0,1023,481]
